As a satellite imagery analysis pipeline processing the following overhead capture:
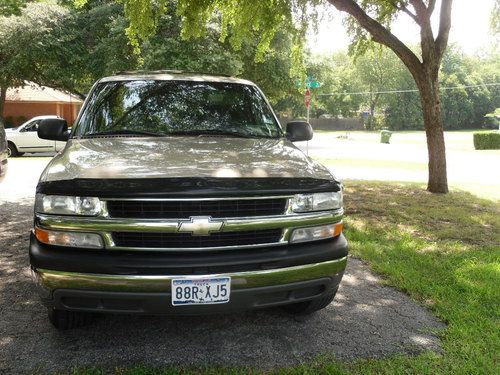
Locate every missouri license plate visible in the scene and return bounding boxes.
[171,277,231,306]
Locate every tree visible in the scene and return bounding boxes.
[326,0,453,193]
[0,3,71,122]
[99,0,454,193]
[354,48,399,129]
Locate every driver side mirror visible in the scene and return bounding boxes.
[38,118,70,141]
[286,121,313,142]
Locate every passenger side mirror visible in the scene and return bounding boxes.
[38,118,70,141]
[286,121,313,142]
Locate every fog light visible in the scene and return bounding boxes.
[290,222,343,243]
[35,228,104,249]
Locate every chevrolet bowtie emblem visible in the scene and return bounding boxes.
[177,216,225,236]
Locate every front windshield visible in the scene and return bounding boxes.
[73,80,282,138]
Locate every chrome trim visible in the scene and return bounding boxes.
[34,257,347,293]
[36,210,343,233]
[35,209,343,251]
[101,231,288,252]
[100,195,294,201]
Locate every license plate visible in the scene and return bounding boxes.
[171,277,231,306]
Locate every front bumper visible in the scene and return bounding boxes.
[30,232,348,314]
[32,257,346,314]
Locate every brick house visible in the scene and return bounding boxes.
[4,83,83,127]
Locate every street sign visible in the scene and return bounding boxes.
[304,89,311,108]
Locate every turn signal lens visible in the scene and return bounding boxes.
[290,222,343,244]
[35,228,104,249]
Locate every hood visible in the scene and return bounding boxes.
[40,136,334,182]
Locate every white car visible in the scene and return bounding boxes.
[6,115,67,157]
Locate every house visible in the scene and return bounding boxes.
[4,83,83,127]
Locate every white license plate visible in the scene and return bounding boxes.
[171,277,231,306]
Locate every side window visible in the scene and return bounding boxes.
[23,121,40,132]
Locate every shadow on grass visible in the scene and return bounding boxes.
[341,181,499,374]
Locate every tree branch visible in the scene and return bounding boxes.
[327,0,423,76]
[390,1,419,24]
[435,0,453,58]
[408,0,428,16]
[427,0,437,14]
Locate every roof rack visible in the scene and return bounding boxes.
[114,69,233,78]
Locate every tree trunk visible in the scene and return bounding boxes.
[0,87,6,122]
[417,75,448,193]
[368,92,380,129]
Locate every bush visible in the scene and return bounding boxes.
[4,116,14,128]
[473,132,500,150]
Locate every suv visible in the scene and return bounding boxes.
[30,72,348,329]
[6,115,66,157]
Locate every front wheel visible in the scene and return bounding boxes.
[7,142,24,157]
[48,308,93,330]
[7,142,18,157]
[283,289,337,315]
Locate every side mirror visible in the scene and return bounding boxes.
[286,121,313,142]
[38,118,70,141]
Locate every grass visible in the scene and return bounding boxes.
[63,181,500,375]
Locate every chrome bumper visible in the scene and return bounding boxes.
[33,256,347,295]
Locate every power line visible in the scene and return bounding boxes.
[316,82,500,97]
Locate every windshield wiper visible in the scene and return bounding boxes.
[81,130,164,138]
[167,130,265,139]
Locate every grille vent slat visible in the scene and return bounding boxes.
[106,198,287,219]
[112,229,282,248]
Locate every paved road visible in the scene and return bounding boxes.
[0,198,444,373]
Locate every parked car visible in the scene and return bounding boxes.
[31,71,347,329]
[5,115,67,156]
[0,121,7,182]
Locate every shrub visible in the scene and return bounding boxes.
[473,132,500,150]
[4,116,14,128]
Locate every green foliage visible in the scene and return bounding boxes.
[0,2,72,89]
[492,0,500,36]
[76,0,324,81]
[0,0,30,16]
[473,132,500,150]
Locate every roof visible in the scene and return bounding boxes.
[99,71,254,86]
[6,83,83,104]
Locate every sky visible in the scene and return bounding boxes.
[308,0,497,55]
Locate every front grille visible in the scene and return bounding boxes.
[106,198,287,218]
[112,229,283,248]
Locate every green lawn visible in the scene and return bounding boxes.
[68,181,500,375]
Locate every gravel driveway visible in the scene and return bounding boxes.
[0,197,444,374]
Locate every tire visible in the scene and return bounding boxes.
[7,142,18,157]
[48,308,93,330]
[283,289,338,315]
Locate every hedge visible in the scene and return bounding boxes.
[473,132,500,150]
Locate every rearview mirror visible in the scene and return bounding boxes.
[286,121,313,142]
[38,118,70,141]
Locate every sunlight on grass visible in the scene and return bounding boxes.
[342,181,500,374]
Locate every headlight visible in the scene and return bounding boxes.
[290,192,343,212]
[35,194,101,216]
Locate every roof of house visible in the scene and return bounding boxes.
[6,83,83,104]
